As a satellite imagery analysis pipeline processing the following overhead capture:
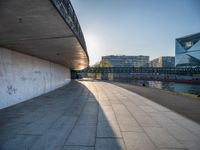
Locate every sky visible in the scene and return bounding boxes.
[71,0,200,65]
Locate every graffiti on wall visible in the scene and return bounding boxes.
[7,85,17,95]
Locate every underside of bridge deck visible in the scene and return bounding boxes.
[0,0,89,70]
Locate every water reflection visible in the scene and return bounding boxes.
[130,80,200,95]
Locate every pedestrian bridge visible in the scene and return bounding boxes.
[75,67,200,75]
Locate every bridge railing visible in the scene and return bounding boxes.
[51,0,88,56]
[76,67,200,75]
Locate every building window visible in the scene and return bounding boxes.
[185,41,192,49]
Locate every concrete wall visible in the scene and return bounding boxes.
[0,48,71,109]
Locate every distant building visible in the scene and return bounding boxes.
[150,56,175,67]
[102,55,149,67]
[176,33,200,67]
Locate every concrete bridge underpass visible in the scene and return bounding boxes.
[0,0,89,108]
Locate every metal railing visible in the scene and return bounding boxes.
[51,0,88,56]
[76,67,200,75]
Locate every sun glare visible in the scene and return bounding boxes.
[85,33,102,65]
[85,33,99,50]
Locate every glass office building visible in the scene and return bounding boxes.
[175,33,200,67]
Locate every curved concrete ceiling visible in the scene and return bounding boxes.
[0,0,89,70]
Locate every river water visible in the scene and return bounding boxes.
[129,80,200,95]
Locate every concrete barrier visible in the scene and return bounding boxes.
[0,48,70,109]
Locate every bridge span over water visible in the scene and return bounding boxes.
[75,67,200,75]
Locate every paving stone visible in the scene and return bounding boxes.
[19,114,59,135]
[148,113,174,125]
[0,122,29,145]
[109,99,121,104]
[116,118,143,132]
[81,102,99,115]
[162,123,199,141]
[123,102,144,113]
[180,140,200,150]
[158,148,188,150]
[112,104,133,119]
[144,127,185,148]
[0,134,39,150]
[98,108,116,122]
[162,111,187,120]
[131,112,161,127]
[128,98,147,106]
[63,106,84,117]
[95,138,126,150]
[87,98,97,102]
[98,100,111,106]
[76,114,98,126]
[30,127,73,150]
[63,146,94,150]
[149,103,171,112]
[65,125,96,146]
[122,132,156,150]
[98,109,116,122]
[175,118,200,136]
[17,111,47,123]
[51,116,77,129]
[139,105,158,113]
[97,120,122,138]
[112,104,143,132]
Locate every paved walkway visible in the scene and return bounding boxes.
[113,81,200,124]
[0,80,200,150]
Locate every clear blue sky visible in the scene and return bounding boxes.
[71,0,200,65]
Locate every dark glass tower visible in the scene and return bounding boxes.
[175,33,200,67]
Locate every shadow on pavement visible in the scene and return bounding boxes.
[0,80,125,150]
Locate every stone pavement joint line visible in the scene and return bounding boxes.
[0,81,200,150]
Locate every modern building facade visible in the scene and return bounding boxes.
[0,0,89,108]
[150,56,175,67]
[175,33,200,67]
[102,55,149,67]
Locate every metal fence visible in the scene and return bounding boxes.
[51,0,88,55]
[76,67,200,75]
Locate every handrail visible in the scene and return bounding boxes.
[76,67,200,75]
[51,0,88,59]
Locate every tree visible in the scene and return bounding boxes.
[87,60,113,80]
[99,59,111,67]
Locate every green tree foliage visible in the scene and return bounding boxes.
[99,59,111,67]
[87,60,113,80]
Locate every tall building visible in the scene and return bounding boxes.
[102,55,149,67]
[150,56,175,67]
[176,33,200,67]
